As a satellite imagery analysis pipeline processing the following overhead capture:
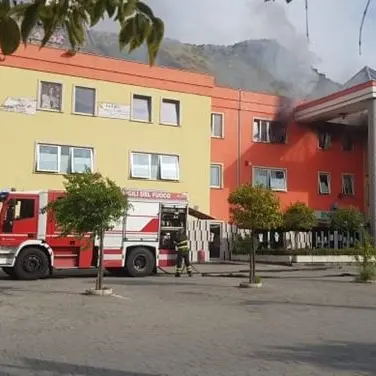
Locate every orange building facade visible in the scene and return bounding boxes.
[210,87,366,222]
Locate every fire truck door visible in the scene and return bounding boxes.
[0,195,39,247]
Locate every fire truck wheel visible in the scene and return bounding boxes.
[2,267,16,279]
[14,247,50,280]
[126,247,155,277]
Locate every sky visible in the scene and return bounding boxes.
[97,0,376,84]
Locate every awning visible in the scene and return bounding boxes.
[188,207,215,220]
[295,81,376,125]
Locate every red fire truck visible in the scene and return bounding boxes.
[0,188,189,280]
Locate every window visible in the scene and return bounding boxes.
[161,99,180,125]
[130,152,179,181]
[38,81,63,111]
[74,86,96,115]
[318,131,332,150]
[253,119,286,144]
[211,113,224,138]
[210,164,222,188]
[342,174,355,196]
[342,134,353,151]
[14,199,35,220]
[253,167,287,191]
[36,144,93,173]
[132,95,152,122]
[318,172,331,195]
[3,199,35,233]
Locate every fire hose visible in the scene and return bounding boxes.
[157,251,201,275]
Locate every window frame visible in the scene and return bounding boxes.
[14,198,36,221]
[37,80,64,112]
[252,118,287,144]
[317,130,332,150]
[130,152,152,179]
[342,174,355,196]
[211,112,225,139]
[252,166,288,192]
[159,154,180,180]
[35,143,94,174]
[160,97,181,126]
[72,85,97,116]
[131,94,152,123]
[130,151,180,181]
[318,171,331,195]
[210,163,223,189]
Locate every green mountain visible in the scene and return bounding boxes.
[30,27,341,99]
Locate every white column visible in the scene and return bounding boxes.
[368,99,376,237]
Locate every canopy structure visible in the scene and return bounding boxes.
[189,207,215,220]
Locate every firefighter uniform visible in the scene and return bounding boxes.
[175,237,192,277]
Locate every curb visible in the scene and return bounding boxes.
[84,287,113,296]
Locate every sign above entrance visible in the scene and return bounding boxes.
[124,189,188,202]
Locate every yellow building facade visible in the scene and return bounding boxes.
[0,46,214,214]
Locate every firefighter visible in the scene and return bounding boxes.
[174,228,192,277]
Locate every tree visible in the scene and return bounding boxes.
[330,206,365,233]
[228,184,282,284]
[330,206,365,248]
[43,170,129,291]
[283,201,317,249]
[0,0,164,64]
[355,230,376,282]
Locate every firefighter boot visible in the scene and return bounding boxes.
[187,266,193,277]
[175,272,181,277]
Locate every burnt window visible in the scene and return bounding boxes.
[253,119,286,144]
[269,121,286,144]
[342,175,355,196]
[342,134,353,151]
[318,131,332,150]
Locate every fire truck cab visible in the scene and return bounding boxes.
[0,188,189,280]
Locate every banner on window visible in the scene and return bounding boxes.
[97,102,130,120]
[0,97,37,115]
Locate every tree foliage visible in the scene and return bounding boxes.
[355,230,376,282]
[0,0,164,64]
[228,184,282,284]
[283,201,317,232]
[43,170,129,237]
[228,184,282,231]
[330,206,365,233]
[42,170,129,290]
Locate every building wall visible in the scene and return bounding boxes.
[0,47,213,213]
[211,88,365,221]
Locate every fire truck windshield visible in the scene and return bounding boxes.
[0,191,9,203]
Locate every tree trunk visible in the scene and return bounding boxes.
[95,231,105,290]
[249,231,256,283]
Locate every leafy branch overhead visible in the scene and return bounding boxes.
[0,0,164,64]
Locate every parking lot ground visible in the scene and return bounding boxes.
[0,264,375,376]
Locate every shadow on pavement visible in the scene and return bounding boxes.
[241,298,376,311]
[2,358,165,376]
[250,341,376,374]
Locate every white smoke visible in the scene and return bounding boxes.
[98,0,376,84]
